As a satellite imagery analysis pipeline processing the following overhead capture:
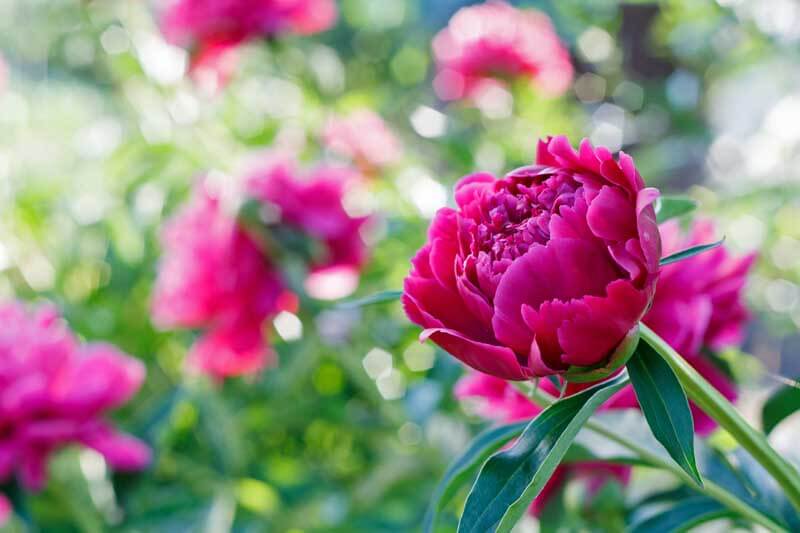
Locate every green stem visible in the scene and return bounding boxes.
[640,322,800,513]
[511,380,789,532]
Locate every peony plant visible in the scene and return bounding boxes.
[373,135,800,532]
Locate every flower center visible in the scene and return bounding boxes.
[459,171,581,298]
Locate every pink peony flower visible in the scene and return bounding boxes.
[152,180,291,379]
[153,155,370,377]
[432,0,573,102]
[323,110,403,172]
[0,302,150,493]
[162,0,337,47]
[246,153,371,300]
[161,0,337,85]
[644,219,756,358]
[403,136,661,380]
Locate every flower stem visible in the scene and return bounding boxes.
[640,322,800,513]
[511,379,789,532]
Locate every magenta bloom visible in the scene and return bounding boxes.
[432,0,573,102]
[323,110,403,172]
[151,181,291,379]
[0,302,150,493]
[162,0,337,48]
[456,372,635,515]
[645,219,756,357]
[246,154,371,301]
[403,136,661,380]
[161,0,337,86]
[153,156,370,377]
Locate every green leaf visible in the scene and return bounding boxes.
[630,497,729,533]
[656,195,698,223]
[336,290,402,309]
[659,238,724,266]
[457,372,629,533]
[423,421,528,533]
[762,380,800,435]
[628,342,703,486]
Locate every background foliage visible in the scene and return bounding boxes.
[1,0,799,531]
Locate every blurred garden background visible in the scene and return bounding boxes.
[1,0,799,531]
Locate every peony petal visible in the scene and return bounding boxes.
[80,425,151,471]
[404,276,492,340]
[430,237,459,288]
[493,239,621,354]
[586,186,637,242]
[420,327,530,381]
[558,280,650,367]
[636,187,661,271]
[687,356,737,436]
[454,173,496,208]
[187,319,272,379]
[56,344,145,413]
[644,295,712,357]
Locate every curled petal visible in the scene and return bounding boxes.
[557,280,650,367]
[587,186,637,242]
[421,327,530,381]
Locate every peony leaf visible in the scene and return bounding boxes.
[336,290,402,309]
[659,238,724,266]
[628,341,703,486]
[762,380,800,435]
[655,195,698,223]
[457,372,628,533]
[629,496,729,533]
[423,421,528,533]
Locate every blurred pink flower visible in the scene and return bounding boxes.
[642,218,753,434]
[456,372,635,515]
[0,302,150,493]
[162,0,337,46]
[323,110,403,172]
[152,180,290,379]
[432,0,573,102]
[153,156,370,377]
[246,153,371,300]
[161,0,337,85]
[645,219,756,357]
